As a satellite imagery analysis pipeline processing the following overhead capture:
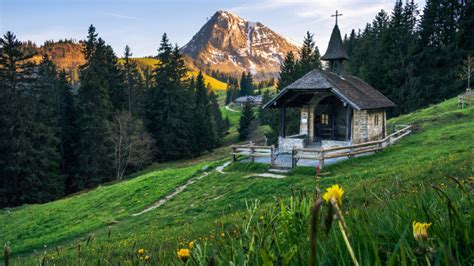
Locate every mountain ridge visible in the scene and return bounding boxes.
[181,10,300,78]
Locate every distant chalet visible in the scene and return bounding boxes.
[264,20,395,150]
[234,95,263,107]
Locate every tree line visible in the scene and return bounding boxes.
[0,26,227,208]
[344,0,473,116]
[257,0,473,145]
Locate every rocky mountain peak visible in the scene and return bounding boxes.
[181,10,299,78]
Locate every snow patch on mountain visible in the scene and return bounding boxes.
[180,10,300,77]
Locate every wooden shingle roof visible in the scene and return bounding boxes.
[321,25,350,61]
[263,69,396,110]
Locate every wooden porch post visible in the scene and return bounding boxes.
[279,107,286,138]
[345,106,352,141]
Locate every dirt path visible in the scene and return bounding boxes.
[225,105,240,113]
[132,161,231,217]
[245,173,286,179]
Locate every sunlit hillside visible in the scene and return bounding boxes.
[123,57,228,91]
[2,97,473,265]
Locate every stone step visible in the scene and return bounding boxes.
[269,168,291,174]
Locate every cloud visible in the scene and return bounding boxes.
[229,0,424,53]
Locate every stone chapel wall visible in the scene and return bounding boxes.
[367,110,385,141]
[352,110,368,143]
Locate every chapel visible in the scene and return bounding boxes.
[263,12,396,150]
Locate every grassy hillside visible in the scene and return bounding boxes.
[0,164,209,257]
[123,57,228,91]
[2,98,473,265]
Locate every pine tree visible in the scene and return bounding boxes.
[238,104,255,141]
[28,57,63,201]
[56,71,79,193]
[239,71,249,96]
[246,72,254,94]
[104,44,127,110]
[277,52,297,91]
[146,34,194,161]
[122,45,146,117]
[225,79,239,104]
[209,90,226,143]
[75,27,115,189]
[297,31,322,76]
[0,32,63,206]
[192,71,215,153]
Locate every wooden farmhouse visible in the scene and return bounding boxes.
[263,21,395,151]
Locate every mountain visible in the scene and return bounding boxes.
[181,10,300,78]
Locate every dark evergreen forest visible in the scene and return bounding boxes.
[260,0,473,141]
[0,27,227,208]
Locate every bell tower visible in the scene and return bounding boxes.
[321,10,350,75]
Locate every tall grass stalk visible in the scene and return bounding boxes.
[331,198,359,266]
[3,243,10,266]
[309,197,322,265]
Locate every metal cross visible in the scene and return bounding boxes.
[331,10,343,25]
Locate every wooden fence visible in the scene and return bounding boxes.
[458,88,472,108]
[231,125,412,169]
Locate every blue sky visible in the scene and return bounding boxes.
[1,0,425,57]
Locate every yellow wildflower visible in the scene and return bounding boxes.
[177,248,190,262]
[188,241,194,249]
[144,255,150,261]
[323,184,344,206]
[220,232,225,237]
[137,248,145,255]
[413,221,431,241]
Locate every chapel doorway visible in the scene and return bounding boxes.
[313,95,351,141]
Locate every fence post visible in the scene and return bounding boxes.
[291,149,296,168]
[232,146,236,162]
[319,150,325,168]
[271,145,275,168]
[250,146,255,163]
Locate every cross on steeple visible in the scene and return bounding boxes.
[331,10,343,25]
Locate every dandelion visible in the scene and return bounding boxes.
[188,241,194,249]
[323,184,344,206]
[220,232,225,237]
[144,255,150,262]
[137,248,145,255]
[177,248,190,262]
[413,221,432,241]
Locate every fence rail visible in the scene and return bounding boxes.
[231,125,412,169]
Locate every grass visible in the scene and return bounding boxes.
[2,97,473,265]
[0,163,209,256]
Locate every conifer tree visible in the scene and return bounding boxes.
[0,32,63,206]
[122,45,146,117]
[225,80,239,104]
[238,104,255,141]
[146,34,194,161]
[239,71,249,96]
[56,71,79,193]
[192,71,215,153]
[277,52,297,91]
[75,27,115,189]
[209,90,226,142]
[297,31,322,76]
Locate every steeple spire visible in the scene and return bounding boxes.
[322,10,350,75]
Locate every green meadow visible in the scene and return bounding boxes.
[1,97,473,265]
